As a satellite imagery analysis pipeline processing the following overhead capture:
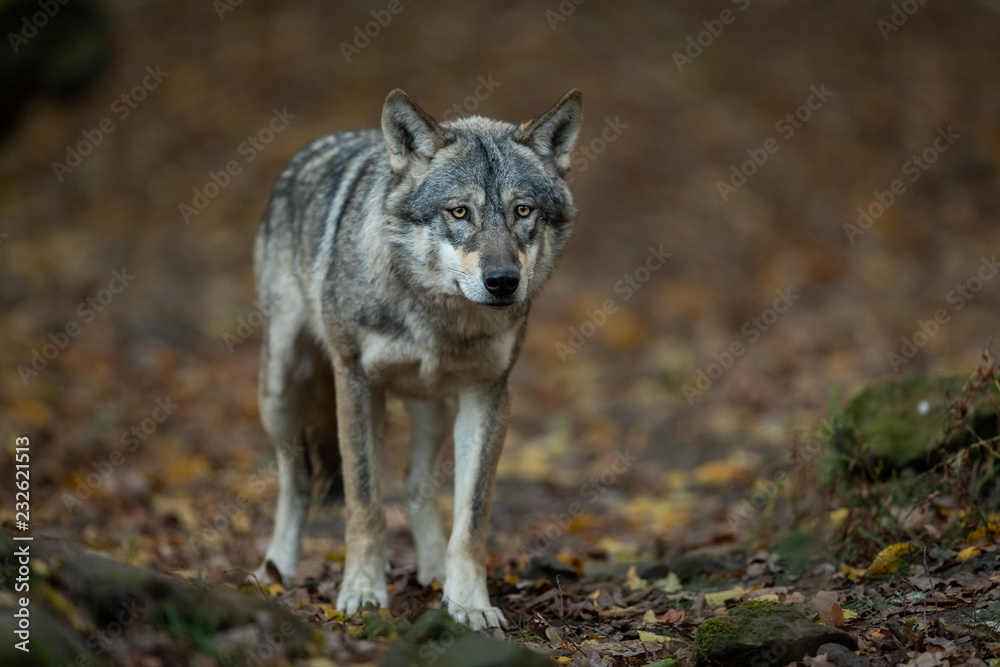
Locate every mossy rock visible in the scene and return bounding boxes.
[0,604,101,667]
[382,609,552,667]
[694,600,856,666]
[0,530,312,664]
[834,374,999,473]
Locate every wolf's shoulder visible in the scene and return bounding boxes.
[282,129,384,180]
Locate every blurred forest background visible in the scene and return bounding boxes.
[1,0,999,665]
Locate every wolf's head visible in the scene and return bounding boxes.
[382,89,582,310]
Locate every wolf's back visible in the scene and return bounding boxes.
[255,129,387,293]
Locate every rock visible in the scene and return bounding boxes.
[523,555,579,582]
[0,603,100,667]
[382,609,552,667]
[834,375,999,472]
[581,559,670,582]
[0,530,312,664]
[670,552,744,584]
[694,600,857,667]
[814,642,870,667]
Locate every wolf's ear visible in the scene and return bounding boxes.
[382,89,446,173]
[514,89,583,175]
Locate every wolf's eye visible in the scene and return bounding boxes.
[451,206,468,219]
[516,205,532,217]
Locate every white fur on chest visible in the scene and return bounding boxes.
[359,325,519,398]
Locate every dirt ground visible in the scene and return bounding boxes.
[2,1,999,665]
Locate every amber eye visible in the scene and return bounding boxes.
[451,206,468,219]
[516,205,532,217]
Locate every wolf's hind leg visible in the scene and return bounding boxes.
[405,397,455,585]
[253,309,320,587]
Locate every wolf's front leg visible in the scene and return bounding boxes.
[443,382,510,630]
[332,357,389,615]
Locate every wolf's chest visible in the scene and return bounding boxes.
[357,327,518,398]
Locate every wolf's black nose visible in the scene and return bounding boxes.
[484,269,519,298]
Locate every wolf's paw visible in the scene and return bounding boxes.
[417,563,446,586]
[335,587,389,616]
[444,601,508,630]
[247,559,289,588]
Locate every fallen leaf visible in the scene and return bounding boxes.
[637,629,674,643]
[821,602,845,628]
[705,586,748,608]
[811,590,839,615]
[164,455,213,482]
[956,546,981,561]
[9,399,53,428]
[655,572,682,593]
[41,584,86,631]
[865,542,913,576]
[967,523,1000,544]
[624,565,648,591]
[694,458,750,486]
[659,608,685,625]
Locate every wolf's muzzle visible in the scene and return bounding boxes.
[483,268,519,299]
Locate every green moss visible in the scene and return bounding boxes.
[834,374,999,471]
[694,601,796,656]
[693,601,856,667]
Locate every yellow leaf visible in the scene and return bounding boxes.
[642,609,657,627]
[164,456,213,482]
[829,508,849,527]
[555,658,572,665]
[866,542,912,576]
[843,565,866,581]
[505,574,520,584]
[325,550,345,562]
[637,629,673,643]
[656,572,683,594]
[968,523,1000,544]
[41,585,86,631]
[624,565,648,592]
[316,604,345,620]
[842,609,859,620]
[267,583,285,596]
[306,659,340,667]
[695,459,750,486]
[10,399,53,428]
[232,513,251,534]
[666,470,689,489]
[705,586,748,608]
[957,546,981,561]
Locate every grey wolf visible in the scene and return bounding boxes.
[251,88,582,630]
